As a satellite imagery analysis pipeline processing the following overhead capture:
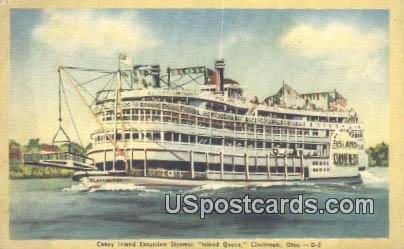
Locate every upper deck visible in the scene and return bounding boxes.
[94,88,357,122]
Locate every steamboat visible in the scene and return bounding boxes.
[23,55,368,185]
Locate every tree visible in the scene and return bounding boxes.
[9,139,20,149]
[27,138,40,151]
[366,142,388,167]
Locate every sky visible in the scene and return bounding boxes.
[9,9,389,147]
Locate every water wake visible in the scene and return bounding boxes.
[63,178,159,193]
[360,169,388,186]
[63,169,387,193]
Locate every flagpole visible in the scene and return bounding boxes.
[118,53,121,71]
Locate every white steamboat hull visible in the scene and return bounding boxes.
[75,173,362,187]
[86,141,362,181]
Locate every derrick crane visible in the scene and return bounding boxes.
[59,64,130,173]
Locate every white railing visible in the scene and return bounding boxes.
[94,101,361,131]
[97,88,351,117]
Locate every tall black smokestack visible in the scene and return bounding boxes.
[151,65,160,88]
[215,59,225,92]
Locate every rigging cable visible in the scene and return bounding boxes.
[60,79,84,148]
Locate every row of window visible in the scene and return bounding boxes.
[312,161,329,166]
[94,131,323,151]
[312,168,330,172]
[100,109,361,137]
[100,98,349,124]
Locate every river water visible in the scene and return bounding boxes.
[9,167,388,239]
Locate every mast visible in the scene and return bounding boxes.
[113,54,129,173]
[112,72,119,171]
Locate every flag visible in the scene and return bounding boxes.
[250,96,259,105]
[120,54,133,67]
[170,67,205,76]
[288,89,299,99]
[329,97,347,111]
[329,101,338,111]
[336,97,347,108]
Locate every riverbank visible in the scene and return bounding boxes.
[9,160,73,179]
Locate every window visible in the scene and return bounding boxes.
[198,136,209,144]
[164,132,172,141]
[224,138,234,146]
[211,137,223,145]
[236,140,245,147]
[304,144,317,150]
[181,134,189,143]
[225,122,234,130]
[132,133,140,140]
[123,110,131,120]
[235,123,245,131]
[145,132,152,140]
[190,135,196,143]
[153,132,161,141]
[152,111,160,121]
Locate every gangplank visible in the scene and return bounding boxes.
[22,152,98,171]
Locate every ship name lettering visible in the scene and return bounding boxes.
[223,241,242,248]
[332,140,357,149]
[118,241,136,247]
[199,241,220,247]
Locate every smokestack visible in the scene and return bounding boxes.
[215,59,225,92]
[151,65,160,88]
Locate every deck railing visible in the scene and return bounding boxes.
[95,101,358,131]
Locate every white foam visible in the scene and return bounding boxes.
[189,180,318,193]
[88,183,152,193]
[63,169,388,193]
[63,182,89,192]
[360,170,388,185]
[63,178,159,193]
